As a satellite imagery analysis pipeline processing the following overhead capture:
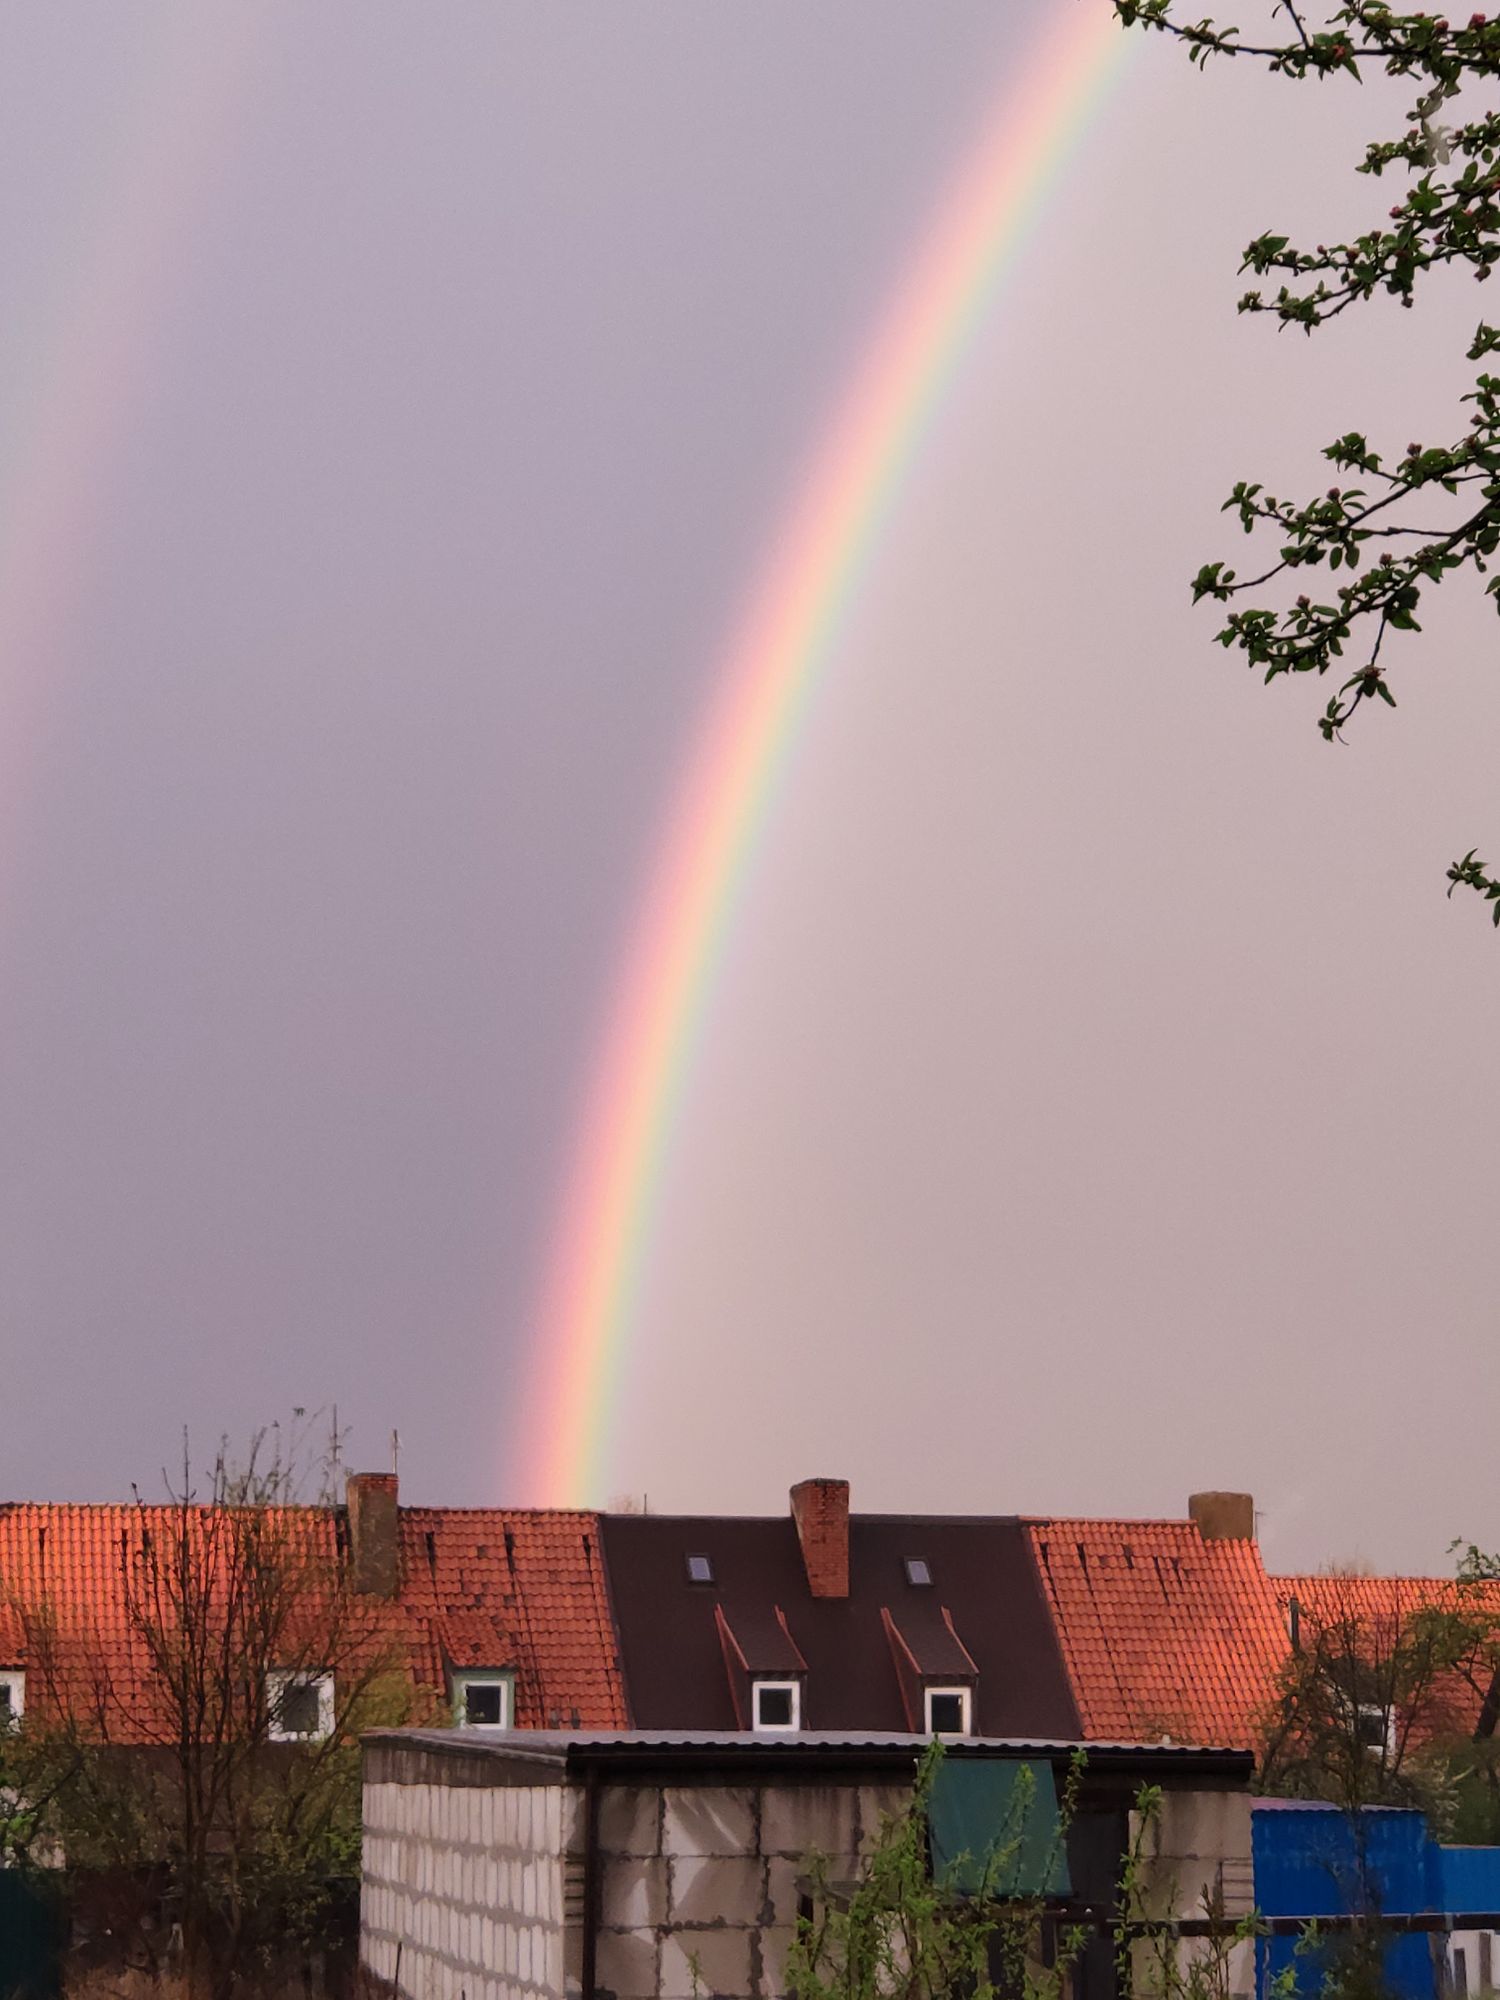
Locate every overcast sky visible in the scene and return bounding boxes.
[0,3,1496,1574]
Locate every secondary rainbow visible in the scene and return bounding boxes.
[515,5,1134,1506]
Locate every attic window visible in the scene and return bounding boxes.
[453,1671,515,1730]
[925,1686,971,1737]
[904,1558,932,1587]
[685,1553,714,1585]
[266,1670,334,1742]
[752,1679,800,1732]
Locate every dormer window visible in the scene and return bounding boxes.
[686,1553,715,1585]
[752,1678,801,1732]
[904,1558,932,1586]
[0,1672,22,1728]
[452,1671,515,1729]
[925,1685,971,1737]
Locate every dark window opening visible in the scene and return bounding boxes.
[928,1690,967,1734]
[464,1683,505,1726]
[752,1680,799,1729]
[277,1680,321,1737]
[685,1553,714,1585]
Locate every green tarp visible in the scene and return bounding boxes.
[928,1757,1071,1900]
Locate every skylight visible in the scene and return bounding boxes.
[685,1553,714,1585]
[904,1557,932,1586]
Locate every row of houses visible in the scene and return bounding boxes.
[5,1471,1499,2000]
[0,1472,1489,1751]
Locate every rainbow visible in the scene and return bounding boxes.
[515,3,1134,1506]
[0,10,266,907]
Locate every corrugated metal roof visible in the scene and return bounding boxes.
[367,1727,1251,1757]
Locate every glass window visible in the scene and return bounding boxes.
[925,1686,970,1736]
[452,1672,514,1729]
[266,1671,334,1741]
[686,1553,714,1585]
[0,1673,20,1727]
[904,1558,932,1586]
[466,1683,504,1726]
[752,1679,800,1731]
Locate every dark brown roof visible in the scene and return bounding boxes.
[600,1513,1081,1737]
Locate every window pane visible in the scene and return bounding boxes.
[0,1684,11,1717]
[904,1558,932,1586]
[928,1692,966,1734]
[686,1554,714,1584]
[280,1681,321,1737]
[465,1683,504,1726]
[755,1685,793,1728]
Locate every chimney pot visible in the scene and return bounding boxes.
[1189,1491,1255,1542]
[347,1471,400,1596]
[791,1478,849,1598]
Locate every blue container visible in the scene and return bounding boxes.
[1252,1800,1436,2000]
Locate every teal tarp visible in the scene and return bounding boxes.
[928,1757,1071,1899]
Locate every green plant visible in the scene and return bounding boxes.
[1117,0,1500,919]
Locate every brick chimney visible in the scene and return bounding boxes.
[1189,1491,1255,1542]
[791,1478,849,1598]
[347,1472,400,1596]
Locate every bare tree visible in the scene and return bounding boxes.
[9,1429,435,2000]
[1259,1566,1500,1829]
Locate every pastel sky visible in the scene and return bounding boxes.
[0,2,1495,1574]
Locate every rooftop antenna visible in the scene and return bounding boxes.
[391,1428,401,1478]
[329,1405,341,1474]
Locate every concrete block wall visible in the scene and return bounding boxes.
[1127,1789,1256,2000]
[362,1770,572,2000]
[593,1779,910,2000]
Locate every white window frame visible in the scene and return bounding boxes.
[266,1669,334,1742]
[0,1671,22,1728]
[452,1671,516,1730]
[751,1678,801,1733]
[924,1685,972,1737]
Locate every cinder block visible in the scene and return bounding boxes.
[539,1862,558,1925]
[561,1784,586,1857]
[596,1928,660,2000]
[599,1785,661,1858]
[856,1785,913,1856]
[539,1925,564,1996]
[761,1786,859,1861]
[662,1787,757,1859]
[755,1925,801,2000]
[660,1927,753,2000]
[601,1856,669,1931]
[669,1854,766,1928]
[763,1856,805,1930]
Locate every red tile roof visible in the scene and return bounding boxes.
[1024,1518,1288,1747]
[0,1502,625,1742]
[1273,1570,1500,1743]
[1026,1524,1500,1755]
